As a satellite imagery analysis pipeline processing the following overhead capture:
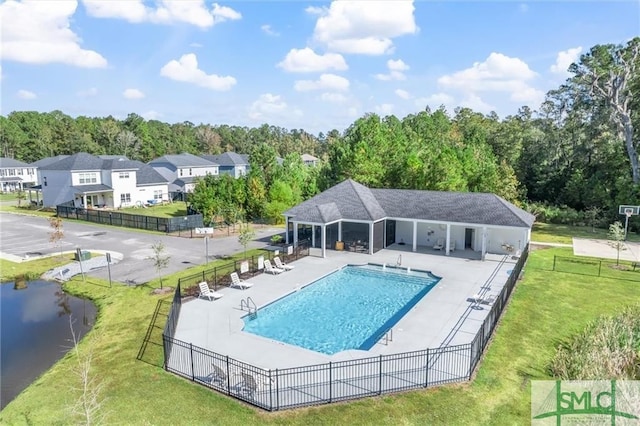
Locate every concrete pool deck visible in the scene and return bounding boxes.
[174,246,519,370]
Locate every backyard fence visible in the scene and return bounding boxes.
[56,203,203,233]
[552,255,640,282]
[162,246,528,411]
[176,240,310,296]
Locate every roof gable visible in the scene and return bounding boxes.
[201,152,248,167]
[0,157,31,168]
[150,153,218,168]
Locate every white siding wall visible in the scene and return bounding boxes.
[113,173,139,208]
[486,227,527,254]
[396,221,414,245]
[135,184,169,204]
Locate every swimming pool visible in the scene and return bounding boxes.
[242,265,441,355]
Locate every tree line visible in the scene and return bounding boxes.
[1,38,638,227]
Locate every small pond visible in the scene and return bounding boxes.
[0,280,97,410]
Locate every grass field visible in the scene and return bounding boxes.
[1,244,638,425]
[118,203,188,218]
[531,222,640,244]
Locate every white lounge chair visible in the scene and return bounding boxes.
[198,282,223,301]
[230,272,254,290]
[433,238,444,250]
[210,364,227,386]
[264,259,285,275]
[470,293,497,305]
[273,256,294,271]
[449,240,456,251]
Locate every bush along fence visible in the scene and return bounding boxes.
[551,255,640,282]
[56,203,203,233]
[162,246,529,411]
[177,240,311,297]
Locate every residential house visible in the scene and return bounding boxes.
[38,152,169,208]
[200,152,249,178]
[148,153,218,193]
[284,179,535,259]
[0,158,38,192]
[301,154,319,167]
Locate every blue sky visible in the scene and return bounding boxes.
[1,0,638,134]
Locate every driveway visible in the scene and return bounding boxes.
[0,213,283,284]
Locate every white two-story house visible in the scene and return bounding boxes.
[148,153,219,193]
[39,152,169,208]
[0,157,38,192]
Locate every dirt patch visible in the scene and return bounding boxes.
[151,287,174,295]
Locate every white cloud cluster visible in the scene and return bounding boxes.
[438,52,544,107]
[17,89,37,100]
[81,0,241,28]
[550,46,582,76]
[294,74,350,92]
[375,59,410,81]
[278,47,348,73]
[312,1,418,55]
[0,0,107,68]
[249,93,302,121]
[395,89,411,100]
[261,24,279,37]
[123,88,145,99]
[160,53,236,91]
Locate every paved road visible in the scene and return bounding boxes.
[0,213,283,284]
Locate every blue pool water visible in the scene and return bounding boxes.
[242,265,440,355]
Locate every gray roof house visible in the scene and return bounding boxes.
[0,157,38,192]
[38,152,169,208]
[149,153,219,192]
[200,152,249,178]
[284,179,535,259]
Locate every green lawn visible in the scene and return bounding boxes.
[1,245,638,424]
[118,202,188,218]
[532,222,640,244]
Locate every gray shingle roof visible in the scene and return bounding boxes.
[39,153,105,170]
[30,155,69,167]
[136,164,169,185]
[201,152,248,166]
[0,157,32,168]
[71,184,113,193]
[284,179,535,228]
[150,153,217,168]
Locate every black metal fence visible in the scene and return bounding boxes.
[177,240,310,296]
[56,204,203,233]
[552,255,640,282]
[162,246,529,411]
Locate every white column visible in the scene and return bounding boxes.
[293,222,298,247]
[412,221,417,252]
[83,194,87,207]
[321,224,326,258]
[481,226,487,260]
[285,217,289,244]
[311,225,316,248]
[446,224,451,256]
[338,222,342,242]
[369,222,374,254]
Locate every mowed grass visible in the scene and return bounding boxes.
[1,246,639,425]
[118,203,188,218]
[532,222,640,244]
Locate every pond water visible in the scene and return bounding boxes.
[0,280,97,410]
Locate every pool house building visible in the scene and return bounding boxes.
[284,179,535,259]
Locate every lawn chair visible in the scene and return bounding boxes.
[433,238,444,250]
[273,256,294,271]
[230,272,254,290]
[198,282,223,301]
[264,259,285,275]
[209,364,227,386]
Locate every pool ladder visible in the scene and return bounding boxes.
[396,254,402,267]
[241,297,257,320]
[379,328,394,346]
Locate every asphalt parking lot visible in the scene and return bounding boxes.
[0,213,282,284]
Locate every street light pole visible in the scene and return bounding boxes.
[204,236,209,265]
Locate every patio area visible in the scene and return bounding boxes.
[174,246,518,370]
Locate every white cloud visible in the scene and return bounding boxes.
[123,88,145,99]
[81,0,241,28]
[375,103,394,115]
[17,89,36,100]
[142,110,162,120]
[460,94,495,114]
[312,1,418,55]
[320,93,348,103]
[278,47,348,73]
[395,89,411,100]
[1,0,107,68]
[550,46,583,76]
[77,87,98,97]
[294,74,350,92]
[249,93,302,121]
[160,53,236,91]
[375,59,410,81]
[414,93,455,111]
[305,6,325,15]
[438,52,543,105]
[261,24,279,36]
